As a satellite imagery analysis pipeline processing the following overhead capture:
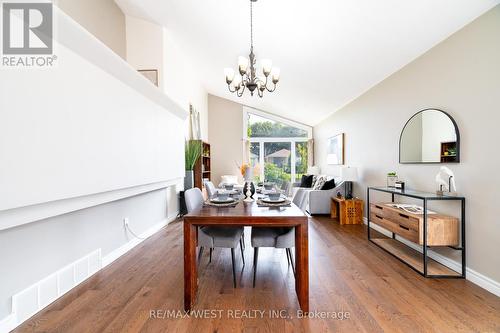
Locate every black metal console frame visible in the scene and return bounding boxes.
[367,187,465,278]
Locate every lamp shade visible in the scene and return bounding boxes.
[341,167,358,182]
[307,166,320,176]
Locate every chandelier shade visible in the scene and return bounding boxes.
[224,0,279,98]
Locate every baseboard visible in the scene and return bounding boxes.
[0,314,16,333]
[102,214,177,267]
[363,217,500,297]
[0,213,178,333]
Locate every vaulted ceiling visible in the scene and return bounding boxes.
[117,0,499,126]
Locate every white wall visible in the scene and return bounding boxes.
[208,95,245,184]
[314,6,500,286]
[58,0,126,58]
[125,16,165,90]
[0,7,185,323]
[163,31,208,141]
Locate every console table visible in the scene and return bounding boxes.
[367,187,465,278]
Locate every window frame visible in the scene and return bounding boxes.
[243,107,312,183]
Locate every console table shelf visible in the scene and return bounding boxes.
[367,187,465,278]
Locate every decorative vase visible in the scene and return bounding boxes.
[387,175,398,188]
[184,170,194,190]
[243,181,255,202]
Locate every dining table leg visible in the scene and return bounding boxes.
[184,220,197,312]
[295,221,309,312]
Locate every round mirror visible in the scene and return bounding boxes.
[399,109,460,164]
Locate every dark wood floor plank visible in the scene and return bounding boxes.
[13,217,500,333]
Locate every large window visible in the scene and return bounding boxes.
[245,108,312,186]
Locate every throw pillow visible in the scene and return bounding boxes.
[300,175,314,188]
[321,178,336,190]
[312,175,327,190]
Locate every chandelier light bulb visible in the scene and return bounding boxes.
[238,56,249,75]
[271,67,280,84]
[224,68,235,84]
[261,59,272,76]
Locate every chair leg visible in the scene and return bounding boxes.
[239,238,245,266]
[287,248,296,276]
[286,248,291,266]
[241,231,246,250]
[253,247,259,288]
[209,248,213,263]
[198,247,204,267]
[231,248,237,288]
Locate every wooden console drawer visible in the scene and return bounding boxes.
[370,203,459,246]
[370,212,419,243]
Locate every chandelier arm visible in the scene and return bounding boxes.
[265,83,277,93]
[227,84,237,93]
[237,84,246,97]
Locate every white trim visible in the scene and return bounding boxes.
[0,214,178,333]
[248,137,308,143]
[0,179,182,231]
[0,314,16,333]
[364,217,500,297]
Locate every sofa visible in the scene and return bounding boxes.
[292,176,345,215]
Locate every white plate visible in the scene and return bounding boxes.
[261,197,286,204]
[210,197,235,204]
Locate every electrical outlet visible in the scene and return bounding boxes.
[123,218,129,227]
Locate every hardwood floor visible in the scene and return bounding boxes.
[14,217,500,333]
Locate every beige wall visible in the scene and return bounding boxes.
[57,0,126,58]
[314,6,500,285]
[208,95,244,185]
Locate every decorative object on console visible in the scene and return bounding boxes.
[394,180,405,190]
[435,166,457,195]
[387,172,398,188]
[327,133,344,165]
[224,0,280,98]
[184,140,202,190]
[341,166,358,199]
[400,108,460,164]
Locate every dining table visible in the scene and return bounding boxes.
[183,198,309,312]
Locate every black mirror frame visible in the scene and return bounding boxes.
[399,108,460,164]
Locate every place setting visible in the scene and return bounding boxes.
[204,192,241,207]
[256,191,291,207]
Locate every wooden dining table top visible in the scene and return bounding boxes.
[185,199,307,224]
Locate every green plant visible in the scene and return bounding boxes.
[387,172,397,176]
[185,140,202,171]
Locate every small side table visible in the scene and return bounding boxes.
[330,197,364,225]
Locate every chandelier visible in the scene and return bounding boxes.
[224,0,280,98]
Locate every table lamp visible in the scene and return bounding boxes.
[341,167,358,199]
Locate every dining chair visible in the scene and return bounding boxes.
[184,187,245,287]
[250,190,304,287]
[204,180,218,199]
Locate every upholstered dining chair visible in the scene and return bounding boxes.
[204,180,218,199]
[250,191,305,287]
[184,187,245,287]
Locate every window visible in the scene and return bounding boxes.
[244,108,312,186]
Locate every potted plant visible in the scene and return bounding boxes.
[387,172,398,188]
[184,140,202,189]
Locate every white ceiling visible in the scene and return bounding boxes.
[117,0,499,126]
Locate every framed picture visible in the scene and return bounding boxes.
[138,69,159,87]
[327,133,344,165]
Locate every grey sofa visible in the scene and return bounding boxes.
[292,177,345,215]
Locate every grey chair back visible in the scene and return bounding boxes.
[204,181,217,198]
[292,189,307,209]
[185,187,204,213]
